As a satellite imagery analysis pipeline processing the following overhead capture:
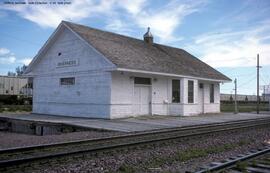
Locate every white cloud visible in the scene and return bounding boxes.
[1,0,115,28]
[213,0,270,28]
[18,58,32,65]
[0,48,32,65]
[189,0,270,68]
[119,0,205,43]
[186,23,270,68]
[1,0,205,43]
[0,56,16,64]
[118,0,146,15]
[105,19,133,34]
[0,48,10,55]
[96,1,200,42]
[0,47,16,64]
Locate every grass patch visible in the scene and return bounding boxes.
[0,105,32,112]
[146,140,250,168]
[118,164,136,173]
[221,103,269,112]
[235,161,248,172]
[178,149,208,162]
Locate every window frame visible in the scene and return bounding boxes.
[134,77,151,85]
[60,77,75,86]
[188,80,194,103]
[210,84,215,103]
[172,79,180,103]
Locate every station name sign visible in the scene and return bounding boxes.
[56,59,79,68]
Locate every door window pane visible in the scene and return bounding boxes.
[172,79,180,103]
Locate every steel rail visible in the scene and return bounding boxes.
[195,146,270,173]
[1,117,269,154]
[0,117,270,169]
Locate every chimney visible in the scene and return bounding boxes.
[143,27,153,44]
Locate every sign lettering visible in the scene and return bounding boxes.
[56,59,79,68]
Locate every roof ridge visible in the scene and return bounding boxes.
[63,20,187,51]
[63,20,145,43]
[62,20,231,81]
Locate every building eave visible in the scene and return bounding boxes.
[116,68,231,83]
[24,22,65,74]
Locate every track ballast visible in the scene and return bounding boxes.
[0,117,270,170]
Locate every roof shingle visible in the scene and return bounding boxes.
[64,21,231,81]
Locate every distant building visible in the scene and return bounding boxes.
[262,85,270,102]
[0,75,32,96]
[220,94,267,102]
[24,21,231,119]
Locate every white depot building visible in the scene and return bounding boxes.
[24,21,231,119]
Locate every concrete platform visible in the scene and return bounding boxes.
[0,112,270,132]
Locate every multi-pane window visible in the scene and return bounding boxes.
[134,77,151,85]
[60,77,75,85]
[188,80,194,103]
[210,84,214,103]
[172,79,180,103]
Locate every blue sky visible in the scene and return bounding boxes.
[0,0,270,95]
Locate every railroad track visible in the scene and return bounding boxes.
[195,145,270,173]
[0,117,270,170]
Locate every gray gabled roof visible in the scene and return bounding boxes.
[63,21,231,81]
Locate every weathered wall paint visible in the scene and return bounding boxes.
[110,71,220,118]
[30,27,221,119]
[32,27,113,118]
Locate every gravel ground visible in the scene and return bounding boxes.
[0,130,125,149]
[5,125,270,173]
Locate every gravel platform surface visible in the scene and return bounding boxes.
[4,125,269,173]
[0,130,125,149]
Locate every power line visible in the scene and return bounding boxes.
[260,74,269,85]
[240,86,256,90]
[233,72,254,77]
[261,71,270,84]
[221,88,234,90]
[240,88,256,90]
[220,67,239,73]
[237,75,257,88]
[206,57,255,63]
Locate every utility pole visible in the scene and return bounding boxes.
[234,78,238,114]
[256,54,261,114]
[263,85,266,101]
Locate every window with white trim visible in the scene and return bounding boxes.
[210,84,214,103]
[188,80,194,103]
[172,79,180,103]
[134,77,151,85]
[60,77,75,85]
